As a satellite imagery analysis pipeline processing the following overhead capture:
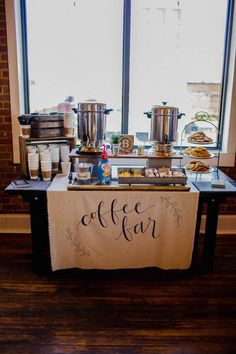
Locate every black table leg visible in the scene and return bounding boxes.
[202,198,220,272]
[29,193,51,272]
[191,197,204,268]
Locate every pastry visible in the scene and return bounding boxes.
[118,170,130,177]
[186,160,210,172]
[187,131,213,143]
[80,146,100,152]
[144,167,185,178]
[184,146,211,158]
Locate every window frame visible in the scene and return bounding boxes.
[6,0,236,166]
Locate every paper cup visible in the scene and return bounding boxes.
[41,170,52,181]
[27,145,38,153]
[52,161,59,173]
[29,168,38,180]
[21,125,31,138]
[40,151,51,162]
[28,163,39,171]
[41,161,52,181]
[64,127,74,137]
[28,159,39,165]
[60,144,70,161]
[63,112,75,137]
[63,112,75,125]
[41,160,52,168]
[61,161,71,176]
[51,151,60,171]
[37,144,48,152]
[50,146,60,162]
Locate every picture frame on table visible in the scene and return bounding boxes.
[119,135,134,154]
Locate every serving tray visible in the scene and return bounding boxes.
[117,167,187,185]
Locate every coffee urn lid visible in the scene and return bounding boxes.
[152,101,179,112]
[78,99,106,112]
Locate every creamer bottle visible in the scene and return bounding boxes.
[97,144,112,184]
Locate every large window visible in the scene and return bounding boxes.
[21,0,232,146]
[129,0,229,145]
[25,0,123,133]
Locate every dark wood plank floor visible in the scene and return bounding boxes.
[0,233,236,354]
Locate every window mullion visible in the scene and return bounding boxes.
[20,0,30,114]
[121,0,131,134]
[218,0,235,147]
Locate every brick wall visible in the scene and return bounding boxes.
[0,0,29,213]
[0,0,235,215]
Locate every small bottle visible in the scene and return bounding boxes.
[98,144,112,184]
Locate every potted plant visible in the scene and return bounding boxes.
[110,134,120,144]
[110,134,121,156]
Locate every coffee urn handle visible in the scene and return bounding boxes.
[177,113,185,119]
[144,111,152,119]
[103,108,113,115]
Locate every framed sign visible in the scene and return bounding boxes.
[119,135,134,153]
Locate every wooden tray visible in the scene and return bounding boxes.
[67,180,190,191]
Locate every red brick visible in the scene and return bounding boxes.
[0,197,10,204]
[3,101,10,108]
[0,109,11,115]
[0,94,10,101]
[0,54,7,61]
[0,152,12,159]
[0,45,7,52]
[0,131,12,139]
[0,29,6,36]
[0,160,9,167]
[3,86,9,93]
[0,78,8,85]
[2,69,8,77]
[225,206,236,214]
[0,63,8,69]
[0,124,11,131]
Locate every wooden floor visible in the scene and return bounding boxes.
[0,234,236,354]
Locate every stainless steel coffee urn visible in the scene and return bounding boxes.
[73,100,113,147]
[144,102,185,143]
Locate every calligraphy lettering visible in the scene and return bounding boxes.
[77,199,159,242]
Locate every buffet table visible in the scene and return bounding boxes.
[5,170,236,273]
[47,176,199,271]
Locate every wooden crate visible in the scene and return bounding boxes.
[31,114,64,138]
[19,136,77,176]
[31,127,64,138]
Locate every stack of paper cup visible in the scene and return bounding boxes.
[40,149,51,163]
[63,112,75,137]
[49,145,60,173]
[40,160,52,181]
[38,148,52,181]
[27,152,39,180]
[60,144,70,162]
